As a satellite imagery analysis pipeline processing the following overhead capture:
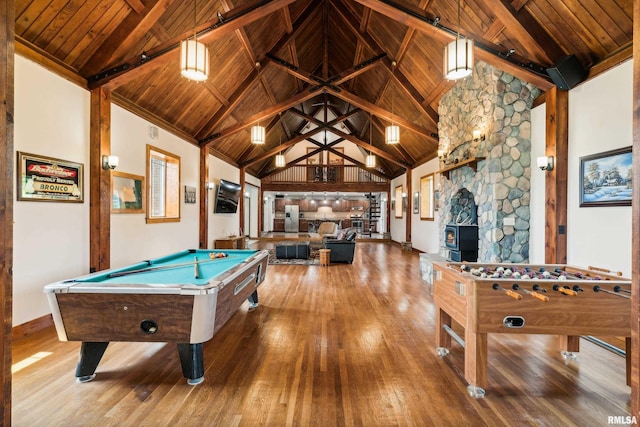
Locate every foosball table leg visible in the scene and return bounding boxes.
[560,335,580,361]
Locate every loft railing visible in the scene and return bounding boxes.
[263,165,387,184]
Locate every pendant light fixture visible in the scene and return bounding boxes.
[366,112,376,168]
[251,122,265,145]
[275,114,285,167]
[385,65,400,145]
[180,0,209,82]
[443,0,474,80]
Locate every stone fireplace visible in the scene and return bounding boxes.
[437,62,540,263]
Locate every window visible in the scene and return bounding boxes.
[146,144,180,223]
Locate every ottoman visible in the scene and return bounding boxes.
[275,242,310,259]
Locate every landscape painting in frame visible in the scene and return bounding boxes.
[580,146,632,207]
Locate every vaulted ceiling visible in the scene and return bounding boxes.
[14,0,633,179]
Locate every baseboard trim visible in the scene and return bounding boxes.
[12,314,54,340]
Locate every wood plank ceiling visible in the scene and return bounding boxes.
[14,0,633,179]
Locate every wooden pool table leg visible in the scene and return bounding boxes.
[465,330,487,398]
[75,341,109,382]
[177,343,205,385]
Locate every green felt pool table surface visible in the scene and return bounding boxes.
[75,249,260,286]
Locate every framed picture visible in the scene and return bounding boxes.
[111,171,145,213]
[420,174,435,220]
[184,186,196,204]
[413,192,419,214]
[328,148,344,165]
[306,148,321,165]
[579,146,632,207]
[394,185,403,218]
[17,151,84,202]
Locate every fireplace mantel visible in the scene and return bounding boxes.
[438,157,485,179]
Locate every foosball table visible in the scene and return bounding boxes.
[432,261,631,398]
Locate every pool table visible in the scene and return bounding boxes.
[44,248,269,385]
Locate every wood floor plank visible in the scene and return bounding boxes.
[12,242,632,425]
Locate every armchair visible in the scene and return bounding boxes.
[309,221,339,249]
[324,229,357,263]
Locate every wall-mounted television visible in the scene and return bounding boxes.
[214,179,241,214]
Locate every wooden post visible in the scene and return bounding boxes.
[544,86,568,264]
[545,86,575,352]
[258,186,263,236]
[631,0,640,415]
[199,145,210,249]
[0,0,14,424]
[89,87,112,273]
[239,167,245,236]
[405,168,411,244]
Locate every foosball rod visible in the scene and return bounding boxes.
[613,285,631,294]
[552,284,578,296]
[492,283,522,300]
[593,285,630,299]
[512,284,549,302]
[548,268,592,281]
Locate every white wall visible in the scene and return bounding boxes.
[409,159,441,254]
[110,106,201,268]
[13,56,91,325]
[243,174,260,238]
[529,104,546,263]
[13,55,242,326]
[566,61,632,276]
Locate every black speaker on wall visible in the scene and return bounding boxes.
[546,54,588,90]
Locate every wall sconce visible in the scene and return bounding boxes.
[472,129,485,142]
[205,182,214,190]
[537,155,554,171]
[101,155,119,170]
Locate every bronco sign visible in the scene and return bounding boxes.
[17,152,84,202]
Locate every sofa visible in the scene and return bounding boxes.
[324,229,357,263]
[309,221,339,249]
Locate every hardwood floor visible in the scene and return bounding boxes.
[12,242,631,425]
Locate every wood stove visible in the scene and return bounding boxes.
[444,224,478,262]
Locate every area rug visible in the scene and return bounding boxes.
[267,248,320,265]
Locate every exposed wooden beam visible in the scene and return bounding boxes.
[200,90,318,145]
[195,68,262,139]
[199,145,210,249]
[327,87,438,144]
[352,0,554,90]
[89,0,297,90]
[81,0,177,76]
[0,0,14,423]
[241,126,325,167]
[331,127,410,168]
[476,0,555,65]
[544,86,568,265]
[631,0,640,416]
[15,37,87,89]
[89,87,113,273]
[589,42,633,81]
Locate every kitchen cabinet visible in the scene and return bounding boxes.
[274,219,285,232]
